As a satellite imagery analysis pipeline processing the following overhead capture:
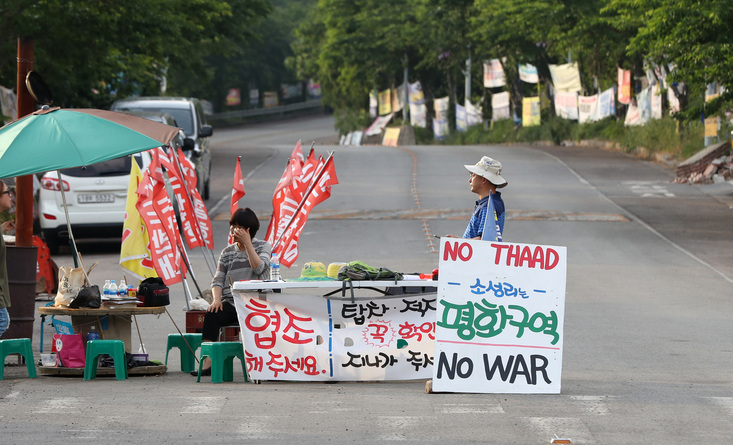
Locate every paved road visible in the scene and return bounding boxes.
[3,114,733,444]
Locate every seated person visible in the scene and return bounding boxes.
[193,207,271,376]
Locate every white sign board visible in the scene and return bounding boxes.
[234,292,436,381]
[432,238,567,394]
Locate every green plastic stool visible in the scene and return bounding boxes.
[0,338,36,379]
[165,333,203,372]
[83,340,128,380]
[196,341,249,383]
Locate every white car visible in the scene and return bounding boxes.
[38,113,184,254]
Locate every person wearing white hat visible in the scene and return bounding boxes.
[449,156,507,240]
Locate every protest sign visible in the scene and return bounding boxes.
[433,238,567,394]
[233,292,436,381]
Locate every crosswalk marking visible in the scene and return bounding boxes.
[709,397,733,416]
[525,417,596,444]
[438,403,504,414]
[624,181,675,197]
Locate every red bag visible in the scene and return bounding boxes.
[53,333,85,368]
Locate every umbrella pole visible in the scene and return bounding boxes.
[56,170,87,279]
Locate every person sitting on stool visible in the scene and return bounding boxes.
[193,208,271,376]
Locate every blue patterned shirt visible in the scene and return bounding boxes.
[463,192,505,239]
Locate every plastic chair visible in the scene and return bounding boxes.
[83,340,128,380]
[195,341,248,383]
[165,333,203,372]
[0,338,37,379]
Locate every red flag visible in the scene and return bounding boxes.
[265,141,305,245]
[152,147,205,250]
[227,157,246,244]
[277,156,338,267]
[176,148,214,249]
[230,157,246,215]
[135,152,184,285]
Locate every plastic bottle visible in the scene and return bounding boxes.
[102,280,111,298]
[118,278,127,297]
[270,253,282,281]
[109,280,118,298]
[87,325,100,341]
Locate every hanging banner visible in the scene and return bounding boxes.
[491,92,511,121]
[668,87,680,115]
[522,97,540,127]
[392,83,405,113]
[624,102,643,126]
[226,88,241,106]
[651,85,663,120]
[617,68,631,105]
[378,89,392,116]
[518,64,539,84]
[705,117,719,138]
[369,90,378,118]
[433,118,449,140]
[233,292,436,381]
[554,91,578,120]
[434,96,450,121]
[637,87,651,124]
[578,94,598,124]
[548,63,581,92]
[456,104,467,132]
[176,148,214,249]
[483,59,506,88]
[410,103,427,128]
[409,81,425,104]
[432,238,567,394]
[597,87,616,120]
[466,101,483,128]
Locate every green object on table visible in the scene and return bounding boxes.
[84,340,128,381]
[196,342,249,384]
[165,333,203,373]
[0,338,36,379]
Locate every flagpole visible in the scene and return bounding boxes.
[167,146,217,276]
[272,150,335,251]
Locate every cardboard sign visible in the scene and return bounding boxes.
[433,238,567,394]
[234,292,436,381]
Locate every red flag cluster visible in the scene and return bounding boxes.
[134,147,214,285]
[265,141,338,268]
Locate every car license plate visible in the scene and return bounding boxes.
[77,193,115,204]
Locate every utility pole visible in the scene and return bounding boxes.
[465,43,472,104]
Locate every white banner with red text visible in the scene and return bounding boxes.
[233,292,436,381]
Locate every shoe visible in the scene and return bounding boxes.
[190,367,211,377]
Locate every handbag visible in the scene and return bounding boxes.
[53,333,85,368]
[69,285,101,308]
[137,277,170,307]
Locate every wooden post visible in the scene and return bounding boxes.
[15,37,34,247]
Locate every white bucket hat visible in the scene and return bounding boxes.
[465,156,507,188]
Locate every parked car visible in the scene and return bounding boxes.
[111,97,213,199]
[38,112,183,254]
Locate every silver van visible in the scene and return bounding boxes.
[111,97,213,199]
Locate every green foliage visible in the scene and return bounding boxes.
[333,108,373,135]
[0,0,271,109]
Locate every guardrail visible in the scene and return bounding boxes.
[209,99,323,123]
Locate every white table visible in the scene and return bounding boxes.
[232,279,438,298]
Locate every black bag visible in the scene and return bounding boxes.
[137,277,170,307]
[69,285,101,308]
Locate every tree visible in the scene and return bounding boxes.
[0,0,270,110]
[605,0,733,121]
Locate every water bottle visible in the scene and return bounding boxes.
[87,325,100,341]
[102,280,111,298]
[270,253,282,281]
[118,278,127,297]
[109,280,118,297]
